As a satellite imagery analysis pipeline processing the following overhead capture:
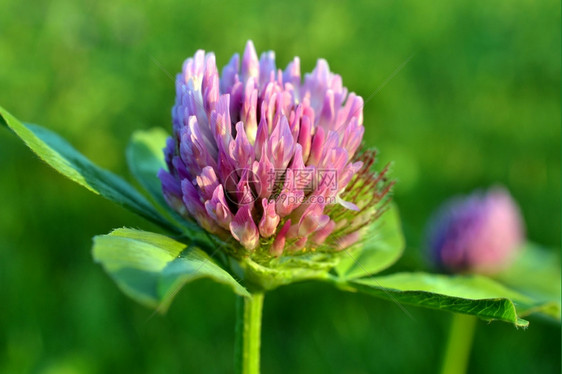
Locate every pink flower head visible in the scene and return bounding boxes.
[426,186,525,274]
[158,41,391,257]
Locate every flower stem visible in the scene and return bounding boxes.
[235,292,264,374]
[440,314,477,374]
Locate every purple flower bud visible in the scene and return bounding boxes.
[267,116,295,170]
[159,41,393,257]
[283,57,301,93]
[426,187,525,274]
[220,54,239,94]
[259,199,280,238]
[259,51,276,91]
[241,41,259,84]
[196,166,219,200]
[275,169,302,217]
[230,205,260,250]
[307,126,325,166]
[271,219,291,256]
[181,179,218,235]
[229,122,254,170]
[205,185,233,230]
[158,169,184,216]
[241,79,258,141]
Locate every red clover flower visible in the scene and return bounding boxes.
[158,41,392,259]
[426,187,524,274]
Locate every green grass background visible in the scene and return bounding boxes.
[0,0,560,373]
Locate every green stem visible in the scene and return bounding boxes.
[235,292,264,374]
[440,314,477,374]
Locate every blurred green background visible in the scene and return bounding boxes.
[0,0,560,373]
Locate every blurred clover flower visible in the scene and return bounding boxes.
[426,186,524,274]
[158,41,392,258]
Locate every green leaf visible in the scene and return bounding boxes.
[0,106,177,233]
[495,242,561,320]
[335,204,405,279]
[92,228,250,311]
[349,272,544,327]
[126,128,170,210]
[126,128,201,236]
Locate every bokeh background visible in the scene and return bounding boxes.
[0,0,560,373]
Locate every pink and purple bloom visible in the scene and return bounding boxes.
[158,41,391,257]
[426,187,525,274]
